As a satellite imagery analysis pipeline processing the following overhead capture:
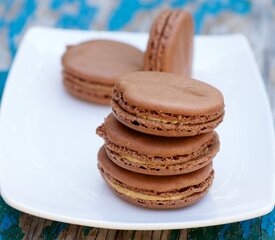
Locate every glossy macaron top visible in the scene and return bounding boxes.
[98,114,217,157]
[98,147,213,192]
[62,40,143,84]
[144,10,194,77]
[113,71,224,116]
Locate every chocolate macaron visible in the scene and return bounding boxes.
[62,40,143,104]
[97,114,220,175]
[112,71,224,137]
[144,10,194,77]
[98,147,214,209]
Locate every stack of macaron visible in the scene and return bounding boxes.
[97,71,224,209]
[60,9,225,209]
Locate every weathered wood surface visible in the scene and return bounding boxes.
[0,1,275,239]
[0,197,274,239]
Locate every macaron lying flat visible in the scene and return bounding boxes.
[144,10,194,77]
[112,71,224,137]
[97,114,220,175]
[98,147,214,209]
[62,40,143,105]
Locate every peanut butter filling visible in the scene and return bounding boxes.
[106,174,213,201]
[107,179,190,201]
[136,114,179,124]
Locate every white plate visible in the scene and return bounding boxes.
[0,27,274,230]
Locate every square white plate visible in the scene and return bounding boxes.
[0,27,274,230]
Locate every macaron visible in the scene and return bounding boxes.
[144,10,194,77]
[62,40,143,105]
[97,114,220,175]
[112,71,224,137]
[98,147,214,209]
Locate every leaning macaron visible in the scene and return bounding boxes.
[98,147,214,209]
[144,10,194,77]
[111,71,224,137]
[62,40,143,105]
[97,114,220,175]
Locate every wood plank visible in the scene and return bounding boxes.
[22,216,47,240]
[105,229,118,240]
[123,230,135,240]
[133,231,143,240]
[19,214,33,238]
[160,230,171,240]
[95,228,108,240]
[169,230,180,240]
[25,217,41,239]
[114,230,125,239]
[31,218,48,240]
[178,229,187,240]
[63,225,80,239]
[141,231,152,240]
[151,231,162,240]
[83,227,98,239]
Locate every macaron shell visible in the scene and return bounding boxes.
[63,71,113,88]
[144,10,170,72]
[112,99,224,137]
[62,40,143,85]
[109,174,213,209]
[159,10,194,76]
[100,114,216,157]
[98,147,213,192]
[114,72,224,116]
[97,113,220,175]
[144,10,194,77]
[64,78,111,105]
[98,147,214,209]
[104,137,218,175]
[63,71,113,104]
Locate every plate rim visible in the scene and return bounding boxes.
[2,189,274,230]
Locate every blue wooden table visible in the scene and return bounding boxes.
[0,1,274,239]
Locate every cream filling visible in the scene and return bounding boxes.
[106,178,191,201]
[133,110,223,125]
[136,114,178,124]
[123,155,171,167]
[124,155,145,164]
